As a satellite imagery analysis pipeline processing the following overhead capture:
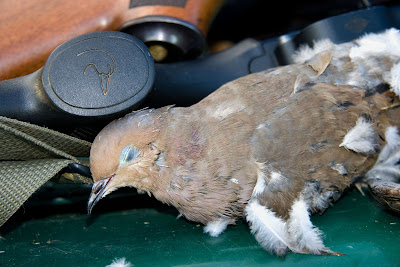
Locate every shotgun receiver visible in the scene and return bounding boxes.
[0,0,224,80]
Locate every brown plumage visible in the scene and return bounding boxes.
[88,29,400,257]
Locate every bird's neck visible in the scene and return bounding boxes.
[145,107,199,207]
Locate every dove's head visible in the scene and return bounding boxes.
[87,108,169,214]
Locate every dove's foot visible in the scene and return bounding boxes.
[367,178,400,213]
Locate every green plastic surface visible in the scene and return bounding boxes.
[1,189,399,266]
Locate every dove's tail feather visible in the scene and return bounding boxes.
[245,200,291,256]
[286,198,343,255]
[245,198,344,256]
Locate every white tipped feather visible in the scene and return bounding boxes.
[293,44,315,63]
[270,171,286,184]
[378,126,400,164]
[301,182,340,213]
[292,28,400,95]
[267,171,290,192]
[204,218,233,237]
[293,39,334,63]
[252,167,266,197]
[245,200,291,256]
[339,117,376,154]
[330,163,348,175]
[287,199,327,254]
[389,62,400,96]
[349,28,400,59]
[348,28,400,91]
[106,258,132,267]
[293,73,312,95]
[366,126,400,182]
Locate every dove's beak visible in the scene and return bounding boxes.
[87,175,114,214]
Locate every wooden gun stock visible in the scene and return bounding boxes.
[0,0,224,80]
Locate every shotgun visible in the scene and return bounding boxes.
[0,0,225,80]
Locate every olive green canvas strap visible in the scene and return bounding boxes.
[0,159,74,226]
[0,116,92,227]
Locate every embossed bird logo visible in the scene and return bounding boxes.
[77,49,116,95]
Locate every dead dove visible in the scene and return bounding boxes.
[88,28,400,257]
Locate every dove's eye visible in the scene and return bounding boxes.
[119,145,141,167]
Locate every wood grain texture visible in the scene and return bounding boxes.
[0,0,128,80]
[0,0,224,80]
[120,0,225,34]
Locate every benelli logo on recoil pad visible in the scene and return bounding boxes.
[77,49,116,95]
